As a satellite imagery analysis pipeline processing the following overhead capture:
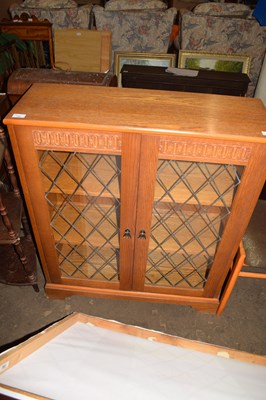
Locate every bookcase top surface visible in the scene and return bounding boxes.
[4,83,266,143]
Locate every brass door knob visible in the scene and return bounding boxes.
[123,228,131,239]
[138,230,146,240]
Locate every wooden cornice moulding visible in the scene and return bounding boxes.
[159,138,253,164]
[32,129,122,153]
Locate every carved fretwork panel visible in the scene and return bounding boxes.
[32,129,122,154]
[159,138,253,165]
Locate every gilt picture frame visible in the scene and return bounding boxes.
[178,50,250,75]
[114,51,176,87]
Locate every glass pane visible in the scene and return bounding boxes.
[38,150,121,282]
[146,160,243,289]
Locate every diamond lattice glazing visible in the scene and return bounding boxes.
[38,151,121,282]
[145,160,242,288]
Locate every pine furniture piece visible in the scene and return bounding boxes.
[4,84,266,313]
[54,29,112,73]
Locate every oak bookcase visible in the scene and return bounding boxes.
[4,84,266,313]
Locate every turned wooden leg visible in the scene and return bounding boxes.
[0,127,20,198]
[21,210,33,241]
[0,126,38,292]
[32,283,40,292]
[1,127,33,241]
[0,192,37,284]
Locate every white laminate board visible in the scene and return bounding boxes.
[0,322,265,400]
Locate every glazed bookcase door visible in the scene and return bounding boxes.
[32,132,140,291]
[37,150,122,284]
[132,136,243,297]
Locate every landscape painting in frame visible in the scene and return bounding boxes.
[178,50,250,74]
[114,51,176,87]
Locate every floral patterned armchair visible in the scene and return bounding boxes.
[92,0,177,70]
[178,2,266,96]
[9,0,93,30]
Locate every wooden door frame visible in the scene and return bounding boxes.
[132,135,160,291]
[119,133,142,290]
[8,125,141,291]
[132,133,266,303]
[203,143,266,298]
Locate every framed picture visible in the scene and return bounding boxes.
[114,51,176,87]
[178,50,250,75]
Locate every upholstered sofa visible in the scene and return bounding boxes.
[178,2,266,96]
[9,0,93,29]
[9,0,177,71]
[92,0,177,68]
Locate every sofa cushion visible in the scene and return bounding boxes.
[193,2,251,18]
[104,0,167,11]
[93,6,177,54]
[20,0,77,8]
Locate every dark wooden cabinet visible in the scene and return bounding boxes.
[121,65,250,96]
[4,84,266,313]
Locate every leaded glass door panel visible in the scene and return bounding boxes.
[145,159,242,291]
[132,136,243,296]
[38,150,123,287]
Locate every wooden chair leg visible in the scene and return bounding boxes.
[239,271,266,279]
[0,192,37,286]
[0,126,38,292]
[21,209,33,241]
[0,127,20,198]
[32,283,40,292]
